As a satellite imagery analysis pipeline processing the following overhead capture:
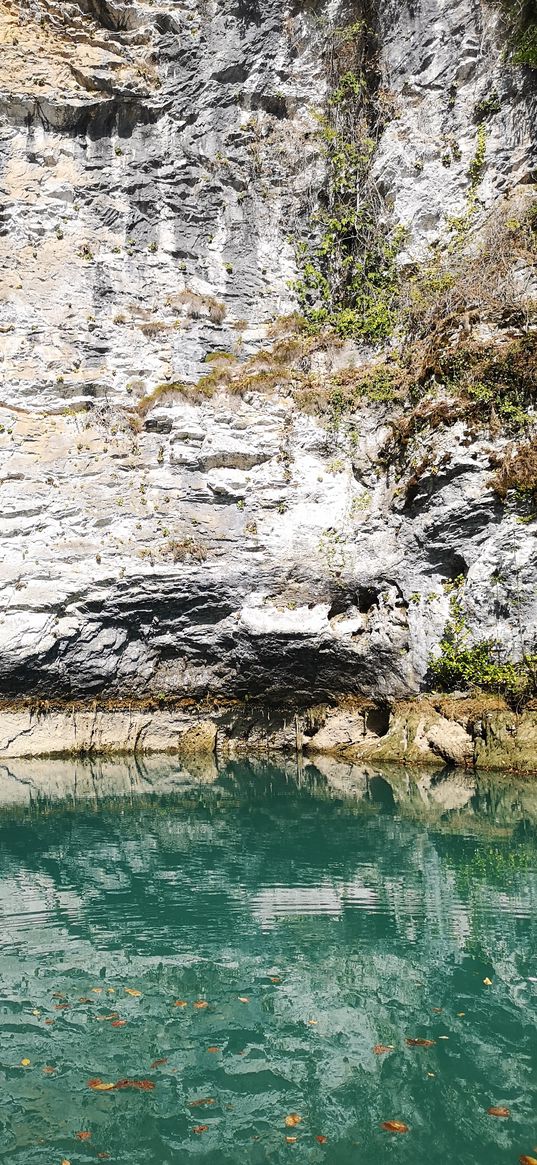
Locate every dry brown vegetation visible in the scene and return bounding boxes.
[490,439,537,505]
[165,289,227,324]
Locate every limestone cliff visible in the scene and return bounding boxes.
[0,0,536,723]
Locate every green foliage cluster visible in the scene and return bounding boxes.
[314,364,401,430]
[293,21,403,343]
[444,335,536,429]
[498,0,537,66]
[429,577,537,704]
[468,124,488,188]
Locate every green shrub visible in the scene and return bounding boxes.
[429,576,537,704]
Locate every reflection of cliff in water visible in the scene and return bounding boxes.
[1,753,537,833]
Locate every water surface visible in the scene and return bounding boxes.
[1,756,536,1164]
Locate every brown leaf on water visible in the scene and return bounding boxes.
[91,988,103,994]
[315,1135,328,1144]
[520,1156,537,1164]
[285,1137,297,1144]
[78,998,92,1004]
[270,977,282,984]
[44,1019,55,1025]
[238,996,250,1003]
[381,1121,409,1134]
[124,988,142,998]
[189,1098,215,1108]
[483,978,493,986]
[432,1008,443,1014]
[373,1044,395,1055]
[88,1079,116,1091]
[207,1046,220,1053]
[96,1014,119,1022]
[32,1009,41,1017]
[111,1020,127,1028]
[150,1058,168,1069]
[284,1114,302,1128]
[54,1003,70,1010]
[193,1000,208,1009]
[52,993,67,1000]
[487,1106,510,1118]
[193,1125,209,1134]
[457,1011,465,1017]
[97,1155,110,1160]
[406,1038,436,1048]
[307,1020,318,1026]
[75,1132,92,1141]
[43,1066,55,1075]
[174,1000,188,1007]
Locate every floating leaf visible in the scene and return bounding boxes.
[124,989,142,998]
[520,1156,537,1164]
[285,1137,297,1144]
[457,1012,465,1017]
[406,1038,435,1048]
[238,997,250,1003]
[193,1000,208,1009]
[432,1007,443,1014]
[52,993,67,1000]
[189,1098,215,1108]
[284,1114,302,1128]
[20,1058,31,1066]
[79,997,92,1004]
[75,1132,92,1141]
[54,1003,70,1010]
[487,1106,510,1118]
[175,1000,188,1007]
[32,1009,41,1017]
[91,988,103,994]
[207,1046,220,1053]
[43,1065,55,1075]
[381,1121,409,1134]
[111,1020,127,1027]
[97,1155,111,1160]
[96,1014,119,1022]
[373,1044,394,1055]
[61,1159,71,1164]
[193,1125,209,1134]
[150,1059,168,1069]
[427,1072,436,1078]
[315,1135,328,1144]
[88,1079,116,1091]
[483,978,493,986]
[307,1020,318,1026]
[44,1019,55,1026]
[438,1036,449,1040]
[270,977,282,984]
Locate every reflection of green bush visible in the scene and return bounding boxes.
[454,842,534,893]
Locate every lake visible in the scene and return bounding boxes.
[0,754,536,1164]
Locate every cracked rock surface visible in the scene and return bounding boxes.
[0,0,535,705]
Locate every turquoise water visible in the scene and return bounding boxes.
[1,758,537,1164]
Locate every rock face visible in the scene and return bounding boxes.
[0,695,535,772]
[0,0,536,713]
